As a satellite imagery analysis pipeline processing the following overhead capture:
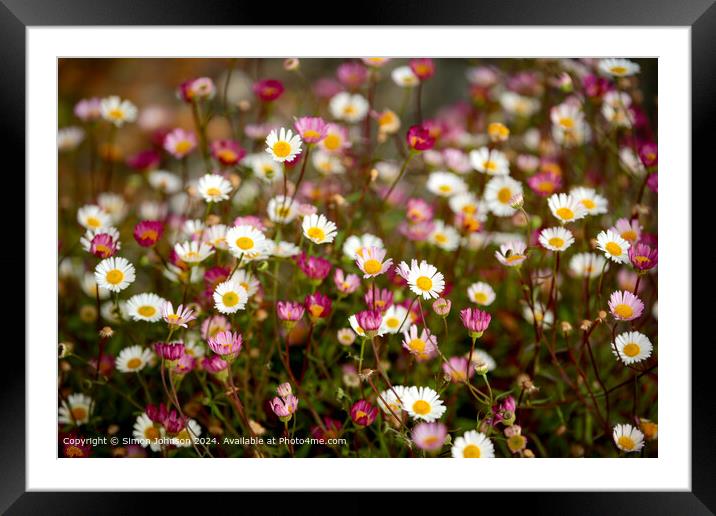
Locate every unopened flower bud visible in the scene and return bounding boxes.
[432,297,452,317]
[560,321,573,335]
[99,326,114,338]
[580,319,592,331]
[284,58,300,71]
[238,100,251,112]
[598,310,608,321]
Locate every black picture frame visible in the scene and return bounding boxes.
[4,0,709,512]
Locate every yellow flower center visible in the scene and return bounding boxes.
[473,292,488,304]
[94,244,111,257]
[614,304,634,319]
[108,108,124,120]
[623,343,640,357]
[605,242,622,256]
[416,276,433,291]
[355,410,368,420]
[309,304,324,318]
[175,140,192,155]
[323,134,340,150]
[610,66,628,75]
[145,426,160,440]
[307,227,326,241]
[548,237,565,249]
[140,229,158,241]
[217,149,237,162]
[506,254,525,263]
[555,207,574,220]
[408,338,426,353]
[343,105,356,115]
[423,435,440,447]
[87,216,102,228]
[559,117,574,129]
[106,269,124,285]
[363,259,382,275]
[303,129,321,140]
[127,357,142,369]
[386,317,399,329]
[235,237,254,250]
[621,230,637,242]
[434,233,448,244]
[618,435,635,450]
[497,187,512,203]
[272,141,291,158]
[462,444,481,458]
[71,407,87,421]
[412,400,431,415]
[222,291,239,307]
[484,160,497,172]
[581,199,596,210]
[206,187,222,197]
[438,184,452,193]
[137,305,156,317]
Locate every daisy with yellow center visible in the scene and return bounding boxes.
[329,92,369,123]
[470,147,510,176]
[377,109,401,136]
[608,290,645,321]
[467,281,496,306]
[302,213,338,245]
[58,393,93,427]
[380,305,409,334]
[402,325,438,361]
[100,95,138,127]
[484,176,523,217]
[319,123,350,153]
[396,259,446,300]
[170,419,202,448]
[126,293,166,322]
[428,220,461,251]
[610,217,642,244]
[451,430,495,458]
[202,224,229,250]
[569,252,607,279]
[426,171,467,198]
[391,66,420,87]
[599,58,641,77]
[94,256,135,292]
[197,173,232,203]
[547,193,587,224]
[495,241,528,267]
[133,413,165,452]
[355,246,393,278]
[612,331,653,365]
[226,224,268,258]
[229,269,260,297]
[174,240,215,264]
[487,122,510,142]
[613,423,645,453]
[116,345,153,373]
[570,186,608,215]
[401,386,446,422]
[77,204,111,230]
[213,279,249,314]
[342,233,384,259]
[539,227,575,252]
[267,195,299,224]
[596,230,630,263]
[312,149,346,175]
[246,153,284,183]
[265,127,303,163]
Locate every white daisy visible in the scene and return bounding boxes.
[133,413,165,452]
[57,126,85,151]
[312,149,346,175]
[116,345,153,373]
[396,260,446,300]
[342,233,384,260]
[570,186,608,215]
[599,58,640,77]
[426,171,467,198]
[391,66,420,88]
[401,386,447,422]
[174,241,215,264]
[267,195,299,224]
[547,193,587,224]
[484,176,523,217]
[94,256,135,292]
[58,393,93,426]
[539,227,575,252]
[97,193,128,223]
[229,269,260,297]
[182,219,205,240]
[213,279,249,314]
[619,147,647,176]
[602,91,634,127]
[377,385,406,416]
[380,305,410,334]
[197,173,232,203]
[100,95,138,126]
[499,91,540,117]
[612,331,653,365]
[302,213,338,245]
[467,282,496,306]
[495,241,528,267]
[171,418,202,448]
[596,230,630,263]
[449,193,488,221]
[203,224,229,250]
[126,293,166,322]
[265,127,302,163]
[77,204,111,230]
[569,253,607,278]
[470,147,510,176]
[246,153,284,183]
[271,240,301,258]
[148,170,183,194]
[81,272,110,300]
[329,92,369,123]
[613,423,645,453]
[428,220,461,251]
[226,225,268,258]
[451,430,495,458]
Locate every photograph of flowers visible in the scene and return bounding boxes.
[57,56,658,459]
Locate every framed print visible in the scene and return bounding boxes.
[3,0,712,512]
